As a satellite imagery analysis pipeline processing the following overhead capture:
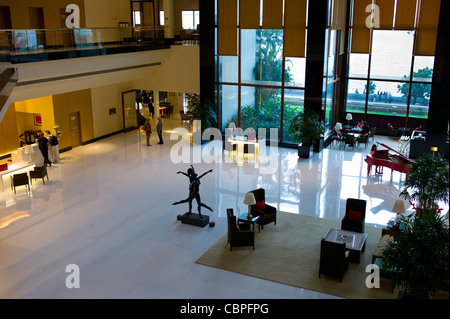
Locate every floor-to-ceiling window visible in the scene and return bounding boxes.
[215,0,309,145]
[346,0,440,130]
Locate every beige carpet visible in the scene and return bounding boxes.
[196,212,398,299]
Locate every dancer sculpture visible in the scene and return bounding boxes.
[172,165,213,217]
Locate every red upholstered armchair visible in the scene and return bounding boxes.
[341,198,367,233]
[249,188,277,230]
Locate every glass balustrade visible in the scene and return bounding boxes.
[0,26,167,56]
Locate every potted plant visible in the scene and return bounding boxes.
[381,209,449,299]
[288,108,324,158]
[381,153,449,299]
[399,153,449,210]
[186,95,217,144]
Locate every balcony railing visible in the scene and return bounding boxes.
[0,26,167,57]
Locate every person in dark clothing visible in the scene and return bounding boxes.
[19,134,26,147]
[156,116,163,144]
[37,131,51,166]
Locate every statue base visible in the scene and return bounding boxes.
[180,212,210,227]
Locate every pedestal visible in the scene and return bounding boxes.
[179,212,210,227]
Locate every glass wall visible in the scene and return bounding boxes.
[346,1,438,129]
[217,27,307,144]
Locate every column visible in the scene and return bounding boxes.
[163,0,175,40]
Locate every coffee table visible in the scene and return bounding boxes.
[323,228,367,263]
[238,213,261,233]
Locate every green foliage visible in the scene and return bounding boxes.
[399,153,449,209]
[398,67,432,105]
[238,94,299,140]
[381,212,449,298]
[186,95,217,132]
[288,108,324,146]
[365,81,376,94]
[253,29,293,84]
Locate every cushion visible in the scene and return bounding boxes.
[0,163,8,171]
[236,223,240,232]
[255,200,265,210]
[348,210,362,222]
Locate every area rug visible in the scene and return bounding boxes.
[195,211,398,299]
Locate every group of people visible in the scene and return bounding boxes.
[20,130,60,166]
[355,120,371,133]
[143,117,164,146]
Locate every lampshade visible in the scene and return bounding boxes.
[228,122,236,129]
[392,200,406,214]
[346,113,353,120]
[334,122,343,131]
[430,146,438,152]
[243,192,256,206]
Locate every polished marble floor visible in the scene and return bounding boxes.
[0,119,422,299]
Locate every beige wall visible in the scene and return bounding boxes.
[84,0,131,28]
[132,45,199,94]
[90,82,132,138]
[0,0,86,29]
[52,89,93,150]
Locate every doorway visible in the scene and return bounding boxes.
[29,7,46,49]
[69,112,82,148]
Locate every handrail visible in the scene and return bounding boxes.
[0,26,168,55]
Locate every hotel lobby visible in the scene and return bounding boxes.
[1,0,449,301]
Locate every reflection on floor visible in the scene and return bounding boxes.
[0,119,433,299]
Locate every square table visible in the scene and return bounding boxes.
[238,213,261,233]
[323,228,368,263]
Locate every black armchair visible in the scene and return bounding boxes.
[30,165,49,185]
[10,173,30,194]
[319,239,349,282]
[227,209,254,251]
[343,134,356,150]
[341,198,367,233]
[249,188,277,230]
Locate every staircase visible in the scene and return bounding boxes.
[0,65,17,123]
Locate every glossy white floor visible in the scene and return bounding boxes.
[0,120,412,299]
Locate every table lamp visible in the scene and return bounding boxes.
[430,146,438,157]
[334,122,343,132]
[243,192,256,219]
[392,199,406,219]
[346,113,352,126]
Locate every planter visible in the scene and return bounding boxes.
[298,143,313,159]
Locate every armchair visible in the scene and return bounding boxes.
[227,209,254,251]
[319,239,349,282]
[249,188,277,230]
[10,173,30,194]
[30,165,49,185]
[356,133,369,148]
[341,198,367,233]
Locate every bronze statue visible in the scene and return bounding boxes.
[172,165,213,217]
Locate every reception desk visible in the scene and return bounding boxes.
[0,144,43,192]
[227,136,263,166]
[11,144,44,166]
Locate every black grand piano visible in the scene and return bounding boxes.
[365,142,413,176]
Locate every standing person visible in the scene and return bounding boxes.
[46,130,60,163]
[143,118,152,146]
[19,134,26,147]
[156,116,163,144]
[38,131,51,166]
